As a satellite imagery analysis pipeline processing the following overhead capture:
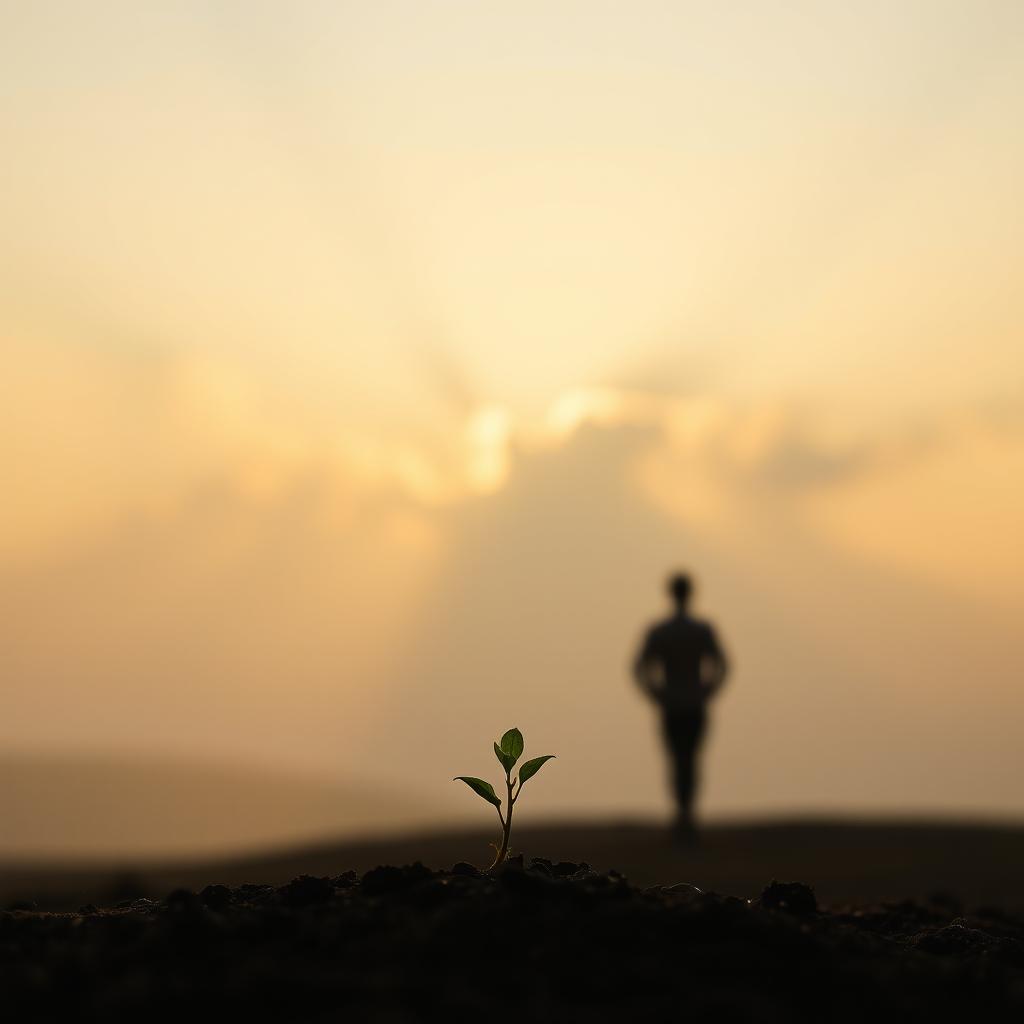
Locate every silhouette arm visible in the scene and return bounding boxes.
[702,626,729,696]
[632,631,663,701]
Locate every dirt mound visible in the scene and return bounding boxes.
[5,859,1023,1022]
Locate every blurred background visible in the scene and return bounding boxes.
[2,1,1023,863]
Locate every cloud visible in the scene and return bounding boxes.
[2,384,1023,832]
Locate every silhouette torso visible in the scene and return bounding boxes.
[640,613,721,710]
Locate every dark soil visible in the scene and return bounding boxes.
[9,820,1024,911]
[5,858,1024,1023]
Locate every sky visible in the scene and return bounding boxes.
[2,1,1024,853]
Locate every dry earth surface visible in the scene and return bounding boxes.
[4,821,1023,1022]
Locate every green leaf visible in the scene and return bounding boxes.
[517,755,555,787]
[494,741,517,773]
[454,776,502,808]
[499,728,524,765]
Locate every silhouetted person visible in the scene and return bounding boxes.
[633,572,728,838]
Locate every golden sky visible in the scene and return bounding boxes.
[2,2,1023,849]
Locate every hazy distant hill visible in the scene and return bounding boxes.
[0,753,436,860]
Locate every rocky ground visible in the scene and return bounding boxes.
[4,858,1024,1022]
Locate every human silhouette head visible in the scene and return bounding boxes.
[668,572,693,610]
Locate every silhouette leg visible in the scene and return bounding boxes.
[662,710,707,833]
[673,743,697,819]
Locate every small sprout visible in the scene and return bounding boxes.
[454,727,556,870]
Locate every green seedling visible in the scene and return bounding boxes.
[454,727,555,870]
